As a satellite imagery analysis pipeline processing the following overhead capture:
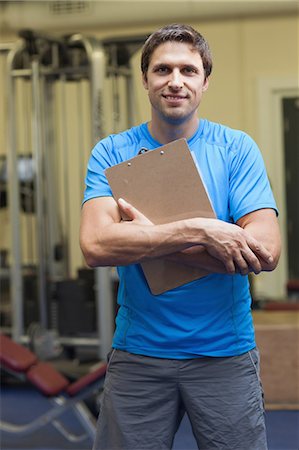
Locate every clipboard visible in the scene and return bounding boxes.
[105,138,216,295]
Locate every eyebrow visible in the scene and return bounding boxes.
[151,63,199,72]
[151,63,169,70]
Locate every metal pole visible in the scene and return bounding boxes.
[22,80,34,264]
[95,267,114,358]
[6,43,24,341]
[43,80,65,282]
[76,80,86,199]
[126,59,135,128]
[31,58,47,328]
[68,35,114,358]
[89,39,115,359]
[59,74,71,278]
[110,45,120,134]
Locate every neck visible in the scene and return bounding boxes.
[148,116,200,144]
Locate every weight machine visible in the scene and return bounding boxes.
[1,30,145,358]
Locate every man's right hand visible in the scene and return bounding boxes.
[198,218,273,275]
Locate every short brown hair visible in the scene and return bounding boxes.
[141,23,213,80]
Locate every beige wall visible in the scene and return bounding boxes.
[0,12,298,295]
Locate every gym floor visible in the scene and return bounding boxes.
[1,384,299,450]
[1,309,298,449]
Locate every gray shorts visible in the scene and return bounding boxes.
[93,348,267,450]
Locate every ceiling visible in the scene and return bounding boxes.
[0,0,298,34]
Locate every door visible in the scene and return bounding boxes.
[282,97,299,280]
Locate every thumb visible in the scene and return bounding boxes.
[118,198,152,225]
[118,198,138,220]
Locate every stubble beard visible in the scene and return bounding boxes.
[156,102,197,126]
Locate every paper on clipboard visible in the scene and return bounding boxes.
[105,138,215,295]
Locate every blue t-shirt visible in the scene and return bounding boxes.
[83,119,278,358]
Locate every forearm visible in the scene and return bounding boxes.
[166,246,227,273]
[81,217,206,267]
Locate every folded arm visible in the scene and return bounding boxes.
[80,197,275,275]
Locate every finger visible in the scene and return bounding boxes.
[233,252,251,275]
[239,248,262,275]
[205,245,236,274]
[222,257,236,274]
[246,237,273,265]
[214,249,236,274]
[118,198,137,220]
[251,244,272,262]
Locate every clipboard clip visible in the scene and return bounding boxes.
[138,147,149,155]
[138,147,164,156]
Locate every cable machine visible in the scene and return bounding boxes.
[1,31,145,359]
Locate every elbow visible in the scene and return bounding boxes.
[82,249,112,268]
[84,253,100,268]
[80,238,110,268]
[81,247,100,268]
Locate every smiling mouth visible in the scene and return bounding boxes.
[163,95,187,101]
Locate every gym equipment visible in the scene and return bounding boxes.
[0,333,106,442]
[1,31,145,357]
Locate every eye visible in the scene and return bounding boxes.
[154,66,170,74]
[182,66,198,75]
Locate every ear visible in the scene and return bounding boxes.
[202,76,209,92]
[142,73,148,90]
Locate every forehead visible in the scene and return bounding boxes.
[149,41,203,67]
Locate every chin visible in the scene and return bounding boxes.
[162,112,192,125]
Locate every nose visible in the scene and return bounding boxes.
[168,69,183,89]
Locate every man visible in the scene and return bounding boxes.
[80,24,281,450]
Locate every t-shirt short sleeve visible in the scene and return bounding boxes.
[228,132,278,222]
[82,140,114,204]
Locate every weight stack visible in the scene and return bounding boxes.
[54,279,96,336]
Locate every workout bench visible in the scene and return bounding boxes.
[0,333,106,443]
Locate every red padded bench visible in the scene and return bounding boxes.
[0,333,106,442]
